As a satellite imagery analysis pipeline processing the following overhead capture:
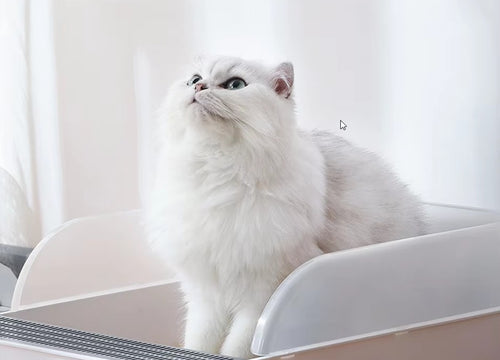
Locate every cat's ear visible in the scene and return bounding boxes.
[272,62,294,98]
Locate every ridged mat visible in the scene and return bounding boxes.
[0,316,237,360]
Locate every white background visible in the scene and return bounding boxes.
[29,0,500,236]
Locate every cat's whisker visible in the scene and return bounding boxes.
[200,93,279,141]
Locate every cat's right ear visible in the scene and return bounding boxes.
[272,62,294,99]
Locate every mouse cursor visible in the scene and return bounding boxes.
[340,120,347,131]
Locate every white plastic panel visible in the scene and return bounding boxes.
[6,281,184,348]
[252,204,500,355]
[258,311,500,360]
[423,203,500,233]
[12,210,174,310]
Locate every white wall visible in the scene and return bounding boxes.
[52,0,139,221]
[276,0,500,210]
[380,0,500,210]
[33,0,500,235]
[47,0,199,223]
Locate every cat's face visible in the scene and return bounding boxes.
[162,56,295,146]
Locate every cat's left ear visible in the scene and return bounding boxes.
[272,62,294,99]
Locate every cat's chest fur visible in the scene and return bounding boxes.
[150,138,326,284]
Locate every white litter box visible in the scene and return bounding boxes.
[1,203,499,360]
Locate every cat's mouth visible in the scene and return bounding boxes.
[189,96,202,109]
[190,95,214,119]
[190,97,205,110]
[191,92,231,119]
[191,93,204,106]
[193,91,207,103]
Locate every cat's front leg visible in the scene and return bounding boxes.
[220,305,263,359]
[183,295,229,354]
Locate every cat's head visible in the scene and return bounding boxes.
[161,56,296,147]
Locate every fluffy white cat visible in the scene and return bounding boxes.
[146,56,425,359]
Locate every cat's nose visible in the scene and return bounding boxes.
[195,83,207,93]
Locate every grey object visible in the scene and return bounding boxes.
[251,204,500,355]
[0,263,17,311]
[0,168,39,249]
[0,244,32,277]
[0,244,32,311]
[0,316,237,360]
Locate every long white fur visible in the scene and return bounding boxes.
[145,56,425,358]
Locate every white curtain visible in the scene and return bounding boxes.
[0,0,39,248]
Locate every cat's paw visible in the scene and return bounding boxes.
[184,337,220,355]
[220,313,258,359]
[220,341,253,360]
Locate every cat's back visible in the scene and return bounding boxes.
[305,130,425,251]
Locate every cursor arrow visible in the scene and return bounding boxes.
[340,120,347,131]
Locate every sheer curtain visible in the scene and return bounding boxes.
[1,0,64,249]
[0,0,39,248]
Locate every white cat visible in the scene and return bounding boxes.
[146,56,425,359]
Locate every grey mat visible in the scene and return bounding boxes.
[0,316,238,360]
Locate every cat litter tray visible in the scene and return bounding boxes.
[1,203,499,360]
[251,204,500,358]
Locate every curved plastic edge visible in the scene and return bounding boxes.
[11,210,142,310]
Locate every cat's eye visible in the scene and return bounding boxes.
[223,77,247,90]
[187,75,202,86]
